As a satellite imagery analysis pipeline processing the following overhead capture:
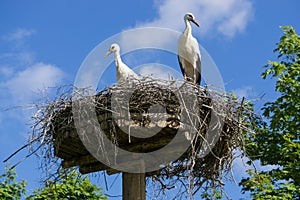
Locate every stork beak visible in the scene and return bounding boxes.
[104,50,112,58]
[191,19,200,27]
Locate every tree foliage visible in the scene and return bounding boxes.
[0,166,107,200]
[26,169,107,200]
[240,26,300,199]
[0,166,26,200]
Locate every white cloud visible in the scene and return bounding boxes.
[232,86,256,100]
[118,0,254,69]
[2,28,35,41]
[0,28,65,104]
[217,7,251,37]
[0,52,35,67]
[0,28,66,132]
[135,63,182,81]
[232,155,249,180]
[0,66,14,77]
[2,28,36,52]
[120,27,179,53]
[3,62,65,104]
[138,0,254,38]
[231,151,279,181]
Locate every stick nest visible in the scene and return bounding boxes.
[5,77,258,197]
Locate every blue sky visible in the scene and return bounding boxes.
[0,0,299,199]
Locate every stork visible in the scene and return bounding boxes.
[178,13,201,85]
[105,43,138,83]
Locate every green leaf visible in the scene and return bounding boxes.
[241,25,300,199]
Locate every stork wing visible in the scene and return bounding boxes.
[195,53,201,85]
[177,55,185,78]
[178,55,201,84]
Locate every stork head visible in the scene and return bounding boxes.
[105,43,120,57]
[184,13,200,27]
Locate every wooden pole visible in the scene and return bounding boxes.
[122,172,146,200]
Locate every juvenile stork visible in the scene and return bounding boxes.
[105,43,138,83]
[178,13,201,85]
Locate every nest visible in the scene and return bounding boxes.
[5,77,257,198]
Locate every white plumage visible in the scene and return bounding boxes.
[105,43,138,83]
[178,13,201,85]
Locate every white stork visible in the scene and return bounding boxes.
[105,43,138,83]
[178,13,201,85]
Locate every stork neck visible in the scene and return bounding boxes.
[114,51,122,66]
[184,20,192,36]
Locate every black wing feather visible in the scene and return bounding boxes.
[195,53,201,85]
[177,55,185,78]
